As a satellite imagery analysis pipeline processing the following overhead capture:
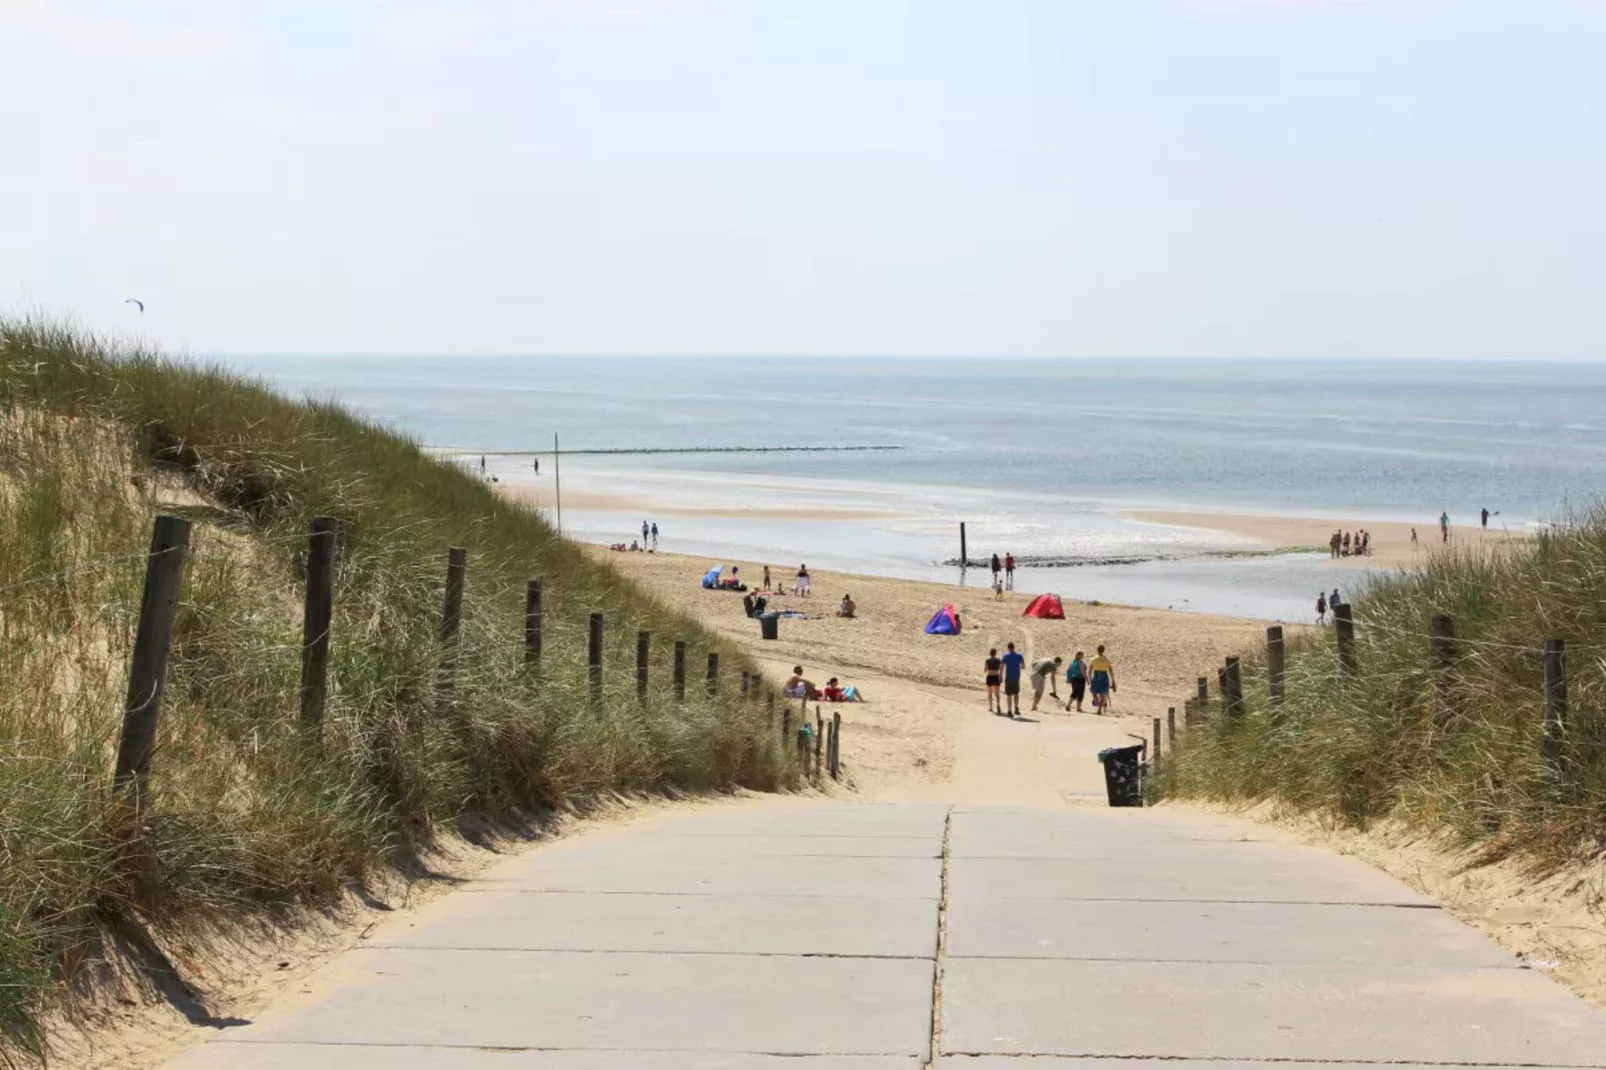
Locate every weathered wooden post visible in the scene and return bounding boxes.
[439,547,467,702]
[959,522,967,567]
[673,640,686,699]
[1544,638,1567,778]
[299,516,337,731]
[815,707,824,779]
[830,711,842,780]
[740,671,750,696]
[636,630,651,696]
[1224,657,1244,717]
[1151,716,1162,761]
[797,728,809,775]
[113,515,192,802]
[706,652,719,694]
[1334,601,1357,675]
[524,579,542,665]
[1266,625,1286,712]
[588,612,604,695]
[1183,697,1198,728]
[783,707,792,746]
[1196,676,1209,706]
[768,689,776,724]
[1167,706,1177,748]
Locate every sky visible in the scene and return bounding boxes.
[1,0,1603,359]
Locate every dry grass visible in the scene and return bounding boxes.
[0,318,790,1064]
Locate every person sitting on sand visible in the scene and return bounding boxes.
[837,594,856,619]
[1065,651,1087,712]
[1088,645,1115,714]
[1029,655,1062,712]
[984,649,1003,714]
[783,665,816,699]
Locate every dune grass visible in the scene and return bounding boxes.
[1157,518,1606,858]
[0,319,790,1064]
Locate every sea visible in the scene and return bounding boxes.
[219,356,1606,622]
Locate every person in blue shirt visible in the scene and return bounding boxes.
[999,642,1027,718]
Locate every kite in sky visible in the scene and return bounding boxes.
[124,298,144,312]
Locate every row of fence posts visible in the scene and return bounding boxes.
[110,514,843,810]
[1158,610,1571,784]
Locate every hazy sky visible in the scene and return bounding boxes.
[2,0,1603,358]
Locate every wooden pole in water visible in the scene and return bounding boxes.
[960,522,967,568]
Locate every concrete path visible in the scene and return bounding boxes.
[166,803,1606,1069]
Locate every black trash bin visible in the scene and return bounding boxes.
[1097,744,1146,807]
[759,614,779,641]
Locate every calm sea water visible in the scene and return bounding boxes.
[218,356,1606,619]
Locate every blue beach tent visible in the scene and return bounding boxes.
[924,603,961,636]
[700,565,724,589]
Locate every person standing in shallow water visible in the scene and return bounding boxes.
[1004,552,1016,590]
[990,553,1001,587]
[651,521,658,549]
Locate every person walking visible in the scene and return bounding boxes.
[1329,531,1341,558]
[1411,527,1418,547]
[651,521,659,549]
[990,553,1002,587]
[1440,511,1450,543]
[642,520,650,547]
[1330,588,1341,611]
[1064,651,1087,712]
[1481,507,1489,531]
[1004,552,1016,590]
[984,649,1003,714]
[796,564,811,596]
[1088,645,1115,714]
[1029,655,1062,712]
[533,457,540,475]
[1316,591,1327,624]
[1000,642,1026,718]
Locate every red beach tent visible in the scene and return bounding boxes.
[1022,593,1065,619]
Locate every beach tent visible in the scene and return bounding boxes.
[700,565,724,589]
[1022,593,1065,619]
[924,603,961,636]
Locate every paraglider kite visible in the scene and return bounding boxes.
[124,298,144,312]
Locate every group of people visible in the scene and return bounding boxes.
[1314,587,1344,624]
[611,519,661,553]
[1329,530,1372,557]
[989,552,1016,593]
[783,665,861,703]
[983,643,1115,718]
[750,564,811,596]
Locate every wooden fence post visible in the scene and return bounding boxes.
[1183,697,1198,728]
[636,630,651,696]
[1544,638,1567,778]
[524,579,542,665]
[815,707,824,779]
[1334,601,1357,675]
[1224,657,1244,717]
[439,547,467,702]
[113,515,192,801]
[1167,707,1177,748]
[673,640,686,699]
[299,516,337,731]
[706,652,719,694]
[1266,625,1285,712]
[797,728,809,775]
[588,612,604,694]
[783,708,792,746]
[830,711,842,780]
[1152,716,1162,762]
[768,689,776,724]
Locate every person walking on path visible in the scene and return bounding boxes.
[1004,552,1016,590]
[990,553,1002,587]
[1000,642,1026,718]
[1316,591,1327,624]
[1029,655,1062,712]
[1088,645,1115,714]
[1064,651,1087,712]
[795,564,811,596]
[1481,507,1490,530]
[984,649,1003,714]
[651,522,659,549]
[1440,511,1450,543]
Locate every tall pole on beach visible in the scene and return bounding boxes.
[554,432,563,534]
[959,522,967,569]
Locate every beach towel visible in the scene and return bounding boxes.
[923,603,961,636]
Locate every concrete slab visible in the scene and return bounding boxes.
[937,1053,1548,1060]
[946,854,1432,905]
[941,958,1606,1065]
[944,896,1512,967]
[243,948,934,1057]
[475,853,941,899]
[654,806,948,840]
[950,809,1305,859]
[167,1045,922,1069]
[375,891,936,958]
[551,835,940,859]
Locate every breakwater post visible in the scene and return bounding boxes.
[960,522,967,568]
